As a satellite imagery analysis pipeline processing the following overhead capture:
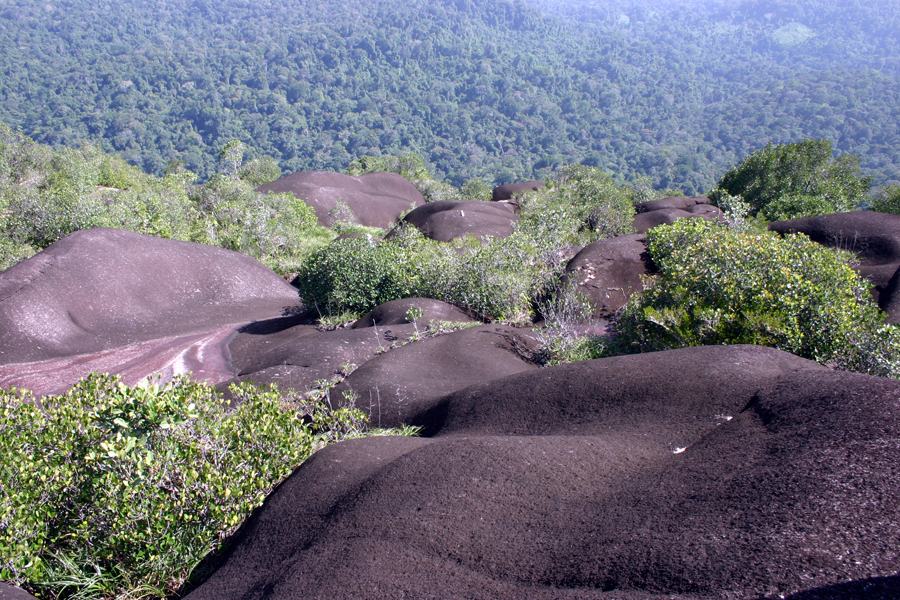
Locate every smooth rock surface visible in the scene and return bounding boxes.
[492,180,544,201]
[400,200,519,241]
[333,324,541,428]
[352,298,477,328]
[634,195,711,213]
[257,171,425,229]
[0,228,302,366]
[225,321,420,394]
[182,345,900,600]
[562,233,653,317]
[0,584,38,600]
[633,205,722,234]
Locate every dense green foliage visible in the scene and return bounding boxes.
[614,218,900,376]
[870,184,900,215]
[714,138,872,221]
[515,164,638,246]
[296,226,549,324]
[0,373,401,599]
[295,166,639,323]
[1,0,899,192]
[0,124,330,272]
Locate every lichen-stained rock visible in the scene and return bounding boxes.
[769,211,900,321]
[0,228,301,366]
[185,345,900,599]
[562,233,653,317]
[256,170,425,229]
[399,200,519,241]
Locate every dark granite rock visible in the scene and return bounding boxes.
[562,233,653,317]
[184,345,900,600]
[399,200,519,242]
[257,171,425,229]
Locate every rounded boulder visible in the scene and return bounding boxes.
[256,171,425,229]
[562,233,653,317]
[399,200,519,242]
[0,228,301,365]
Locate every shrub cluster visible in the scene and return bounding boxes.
[296,164,640,324]
[869,184,900,215]
[190,173,327,273]
[614,218,900,376]
[295,225,555,323]
[0,126,329,273]
[0,374,393,599]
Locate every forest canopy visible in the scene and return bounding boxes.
[1,0,899,193]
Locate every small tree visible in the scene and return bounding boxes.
[714,139,872,221]
[217,140,245,177]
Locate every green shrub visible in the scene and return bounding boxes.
[237,156,282,187]
[614,218,900,376]
[0,238,36,271]
[411,231,552,324]
[0,373,393,599]
[714,138,871,221]
[0,132,200,253]
[458,179,493,202]
[295,164,642,324]
[869,184,900,215]
[0,129,326,274]
[190,174,328,273]
[294,234,415,316]
[97,155,148,192]
[514,164,635,248]
[294,224,562,324]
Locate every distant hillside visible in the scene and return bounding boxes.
[1,0,899,192]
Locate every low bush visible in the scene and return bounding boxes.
[514,164,636,248]
[0,373,398,599]
[189,173,328,273]
[0,129,328,274]
[296,163,643,324]
[411,231,553,324]
[614,218,900,377]
[294,234,415,317]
